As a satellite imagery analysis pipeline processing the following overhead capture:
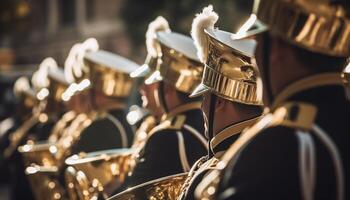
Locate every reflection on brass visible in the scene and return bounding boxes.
[3,114,39,159]
[64,115,157,200]
[84,52,134,98]
[22,112,98,200]
[108,173,188,200]
[255,0,350,57]
[131,116,157,150]
[64,148,136,200]
[18,112,97,168]
[157,36,203,93]
[25,164,66,200]
[19,141,58,167]
[19,111,77,167]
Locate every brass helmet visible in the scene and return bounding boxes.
[190,5,263,106]
[145,31,204,94]
[249,0,350,57]
[131,16,171,79]
[84,50,139,98]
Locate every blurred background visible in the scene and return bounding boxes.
[0,0,253,122]
[0,0,254,198]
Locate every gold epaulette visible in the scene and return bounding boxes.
[271,101,317,131]
[148,115,186,138]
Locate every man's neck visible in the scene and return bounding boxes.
[214,108,261,137]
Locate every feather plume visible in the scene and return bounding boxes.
[191,5,218,63]
[13,76,30,97]
[31,57,58,90]
[146,16,171,57]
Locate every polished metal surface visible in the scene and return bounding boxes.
[191,29,262,105]
[108,173,188,200]
[157,41,204,93]
[84,50,136,98]
[64,148,137,200]
[255,0,350,57]
[25,164,67,200]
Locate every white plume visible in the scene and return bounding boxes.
[13,76,31,97]
[76,38,99,78]
[64,43,82,83]
[146,16,171,57]
[64,38,99,83]
[31,57,58,90]
[191,5,218,63]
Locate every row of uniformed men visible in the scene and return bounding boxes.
[2,0,350,199]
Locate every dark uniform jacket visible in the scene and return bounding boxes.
[179,117,260,200]
[123,102,207,189]
[211,73,350,200]
[72,108,134,154]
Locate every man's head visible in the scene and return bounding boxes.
[250,0,350,104]
[145,31,204,113]
[130,16,171,119]
[191,5,263,139]
[139,82,163,118]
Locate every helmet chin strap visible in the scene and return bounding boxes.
[157,81,169,113]
[207,94,217,158]
[262,32,274,104]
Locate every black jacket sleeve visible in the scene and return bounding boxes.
[125,130,183,187]
[217,127,302,200]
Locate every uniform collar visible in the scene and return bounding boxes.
[161,101,201,121]
[272,73,344,110]
[210,116,261,158]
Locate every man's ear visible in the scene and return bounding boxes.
[215,97,225,112]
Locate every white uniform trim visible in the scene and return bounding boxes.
[177,131,191,172]
[312,124,344,200]
[106,114,128,148]
[296,130,316,200]
[295,124,345,200]
[184,124,208,149]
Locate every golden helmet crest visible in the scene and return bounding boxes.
[190,5,263,106]
[253,0,350,57]
[84,50,139,98]
[145,32,204,94]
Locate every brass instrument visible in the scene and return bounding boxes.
[19,112,96,168]
[107,173,188,200]
[64,148,136,200]
[4,113,40,159]
[64,116,157,200]
[18,111,77,167]
[25,164,67,200]
[22,112,97,200]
